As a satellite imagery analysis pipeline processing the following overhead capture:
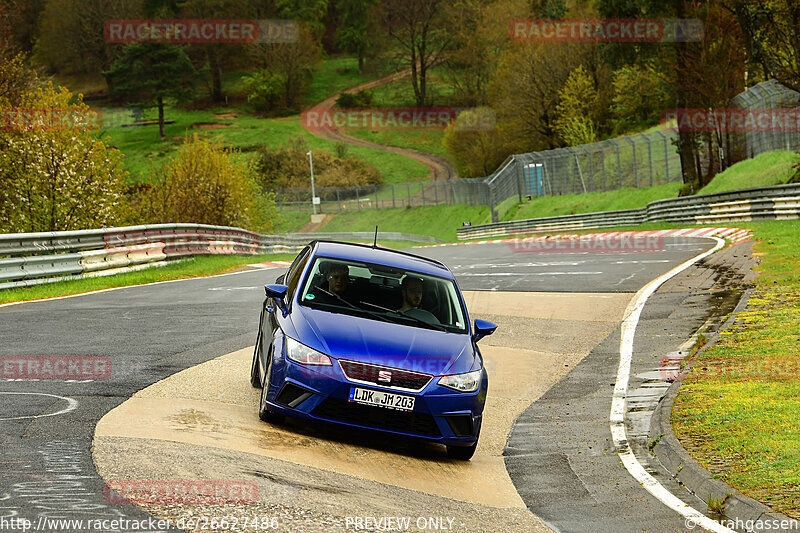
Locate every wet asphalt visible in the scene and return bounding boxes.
[0,236,747,533]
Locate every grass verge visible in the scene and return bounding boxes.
[319,204,491,242]
[698,150,800,195]
[672,220,800,519]
[0,254,296,305]
[507,182,682,220]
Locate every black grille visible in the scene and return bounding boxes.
[339,360,432,391]
[275,383,314,408]
[313,398,441,437]
[443,414,473,437]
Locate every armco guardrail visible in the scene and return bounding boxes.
[457,183,800,239]
[0,224,442,290]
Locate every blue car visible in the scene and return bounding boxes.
[250,240,497,460]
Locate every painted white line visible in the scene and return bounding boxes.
[610,236,734,533]
[0,392,79,421]
[0,266,284,310]
[455,271,604,277]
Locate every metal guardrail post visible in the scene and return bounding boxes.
[392,184,396,208]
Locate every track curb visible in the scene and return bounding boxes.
[649,288,799,532]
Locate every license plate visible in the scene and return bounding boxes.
[348,387,415,412]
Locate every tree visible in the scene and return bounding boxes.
[444,0,519,107]
[141,134,278,232]
[731,0,800,92]
[0,83,126,232]
[180,0,250,102]
[104,43,199,139]
[668,0,747,188]
[382,0,452,107]
[277,0,330,40]
[554,66,599,146]
[0,0,46,52]
[336,0,377,72]
[248,25,322,111]
[443,108,508,177]
[610,64,672,134]
[35,0,143,75]
[0,11,36,107]
[489,41,584,154]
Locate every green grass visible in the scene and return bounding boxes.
[100,109,428,185]
[698,150,800,195]
[346,129,449,157]
[0,254,297,305]
[672,220,800,519]
[319,204,491,242]
[307,56,375,105]
[367,69,454,108]
[507,182,682,220]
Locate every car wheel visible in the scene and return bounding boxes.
[258,344,284,423]
[446,440,478,460]
[249,328,262,388]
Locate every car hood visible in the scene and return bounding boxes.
[292,307,475,376]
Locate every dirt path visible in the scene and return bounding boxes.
[306,70,458,181]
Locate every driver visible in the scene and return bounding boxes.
[400,276,424,311]
[398,276,440,325]
[314,261,357,305]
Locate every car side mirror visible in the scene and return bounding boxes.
[473,319,497,343]
[265,284,289,316]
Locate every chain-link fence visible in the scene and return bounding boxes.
[276,80,800,222]
[729,79,800,161]
[275,178,490,213]
[483,129,682,220]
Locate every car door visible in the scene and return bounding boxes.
[260,246,311,362]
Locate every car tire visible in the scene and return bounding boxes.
[258,344,284,423]
[446,440,478,460]
[249,328,262,388]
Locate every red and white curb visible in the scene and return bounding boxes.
[248,261,292,269]
[415,227,753,248]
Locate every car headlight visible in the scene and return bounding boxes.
[286,337,332,366]
[438,369,482,392]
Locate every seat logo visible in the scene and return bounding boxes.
[377,370,392,383]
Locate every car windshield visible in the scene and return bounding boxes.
[298,257,467,333]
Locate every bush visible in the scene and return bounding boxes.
[443,108,507,178]
[255,136,381,189]
[242,69,289,115]
[0,83,127,232]
[335,90,372,108]
[138,134,278,232]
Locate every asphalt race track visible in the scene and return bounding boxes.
[0,236,755,533]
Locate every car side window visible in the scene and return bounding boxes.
[285,248,311,301]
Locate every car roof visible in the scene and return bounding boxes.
[310,241,453,278]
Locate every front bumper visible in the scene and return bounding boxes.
[263,353,487,447]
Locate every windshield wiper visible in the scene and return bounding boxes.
[312,287,394,324]
[359,301,447,332]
